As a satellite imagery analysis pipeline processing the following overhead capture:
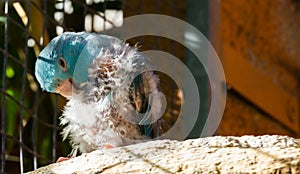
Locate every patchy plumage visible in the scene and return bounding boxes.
[35,32,166,156]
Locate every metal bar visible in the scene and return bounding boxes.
[83,0,87,31]
[154,1,160,50]
[103,0,107,30]
[6,92,63,132]
[0,48,34,75]
[0,10,65,47]
[185,0,210,138]
[52,96,58,162]
[31,0,48,169]
[19,1,31,172]
[31,88,39,170]
[72,0,116,26]
[138,0,142,15]
[0,11,43,50]
[41,0,47,46]
[170,0,177,125]
[0,88,57,130]
[1,1,9,173]
[51,0,64,162]
[0,130,52,163]
[0,89,31,113]
[0,89,62,130]
[30,0,68,31]
[123,3,138,13]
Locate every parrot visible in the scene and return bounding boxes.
[35,32,167,157]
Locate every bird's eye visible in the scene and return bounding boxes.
[58,57,67,71]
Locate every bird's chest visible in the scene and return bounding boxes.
[61,98,144,149]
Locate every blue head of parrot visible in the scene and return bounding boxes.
[35,32,99,96]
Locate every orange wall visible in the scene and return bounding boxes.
[123,0,300,137]
[212,0,300,137]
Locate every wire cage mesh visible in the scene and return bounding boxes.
[0,0,188,173]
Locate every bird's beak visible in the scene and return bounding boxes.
[55,78,73,99]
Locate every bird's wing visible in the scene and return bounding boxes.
[129,70,169,138]
[89,48,168,139]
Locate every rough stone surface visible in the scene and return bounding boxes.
[27,135,300,173]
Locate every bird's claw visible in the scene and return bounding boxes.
[104,144,114,149]
[56,157,71,163]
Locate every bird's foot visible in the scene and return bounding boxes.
[56,157,72,163]
[104,144,114,149]
[56,144,113,163]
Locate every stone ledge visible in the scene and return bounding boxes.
[27,135,300,173]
